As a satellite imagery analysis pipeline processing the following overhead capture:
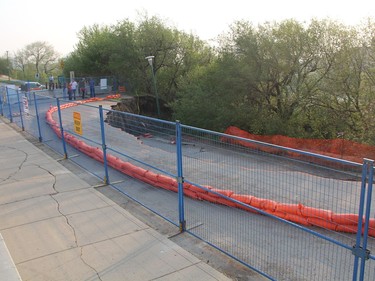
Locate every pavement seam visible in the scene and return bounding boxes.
[15,229,151,266]
[103,199,155,228]
[0,204,123,231]
[78,229,151,248]
[0,188,99,210]
[147,261,205,281]
[0,214,62,231]
[0,193,50,206]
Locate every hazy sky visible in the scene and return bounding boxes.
[1,0,374,57]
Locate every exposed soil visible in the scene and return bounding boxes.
[105,95,173,135]
[108,95,172,119]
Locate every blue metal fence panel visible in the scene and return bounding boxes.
[101,107,180,225]
[1,92,374,281]
[179,125,372,280]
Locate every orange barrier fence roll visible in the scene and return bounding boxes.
[45,98,375,238]
[222,126,375,163]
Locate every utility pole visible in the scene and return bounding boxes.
[6,51,10,81]
[145,56,161,117]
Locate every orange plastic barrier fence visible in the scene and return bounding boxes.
[222,126,375,164]
[45,98,375,238]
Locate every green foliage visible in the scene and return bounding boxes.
[0,57,9,75]
[63,16,211,103]
[10,41,60,81]
[173,18,375,144]
[56,16,375,144]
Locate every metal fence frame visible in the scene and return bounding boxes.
[1,87,374,281]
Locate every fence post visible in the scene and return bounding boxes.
[352,160,370,281]
[176,121,186,232]
[99,105,110,185]
[0,92,3,116]
[359,159,374,280]
[33,93,43,142]
[56,98,68,159]
[5,87,13,123]
[16,89,25,131]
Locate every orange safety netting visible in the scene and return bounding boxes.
[223,126,375,164]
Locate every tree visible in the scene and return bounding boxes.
[65,15,213,107]
[293,19,375,142]
[173,18,375,142]
[136,15,213,103]
[70,24,116,76]
[53,16,375,144]
[24,41,59,75]
[181,20,327,135]
[13,41,60,80]
[13,49,28,78]
[0,56,9,76]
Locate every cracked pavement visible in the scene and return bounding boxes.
[0,120,233,281]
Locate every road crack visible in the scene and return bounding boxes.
[38,165,103,281]
[0,145,28,183]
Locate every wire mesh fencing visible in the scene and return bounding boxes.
[1,92,375,281]
[179,125,374,280]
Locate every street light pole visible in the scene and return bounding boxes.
[145,55,161,117]
[6,51,10,81]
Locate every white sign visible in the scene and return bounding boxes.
[22,95,29,114]
[100,78,107,90]
[70,71,75,82]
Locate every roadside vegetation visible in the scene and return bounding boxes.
[2,16,375,144]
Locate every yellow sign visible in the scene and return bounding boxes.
[59,59,64,69]
[73,112,82,135]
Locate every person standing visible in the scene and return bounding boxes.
[89,78,95,97]
[79,78,86,99]
[49,75,54,90]
[62,82,67,99]
[70,79,78,100]
[67,82,72,100]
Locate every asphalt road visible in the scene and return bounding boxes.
[9,94,375,281]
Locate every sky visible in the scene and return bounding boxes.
[0,0,374,57]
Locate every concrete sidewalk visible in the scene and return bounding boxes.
[0,119,232,281]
